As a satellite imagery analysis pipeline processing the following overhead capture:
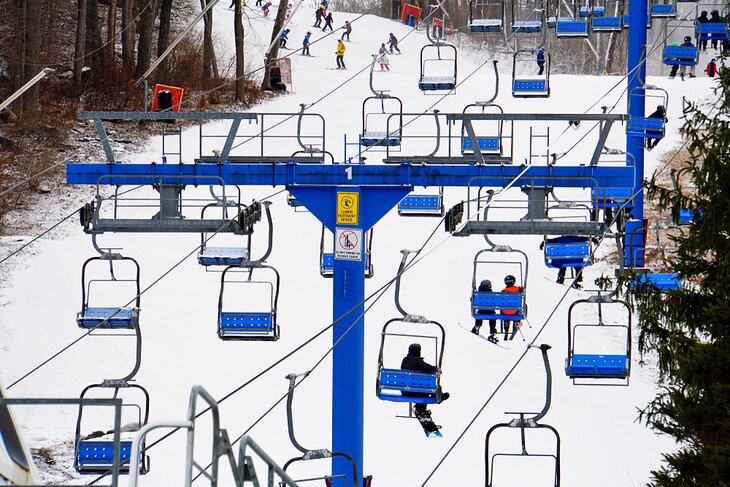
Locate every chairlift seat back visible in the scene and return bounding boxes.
[461,136,501,155]
[556,18,589,36]
[565,353,629,378]
[398,194,444,216]
[76,440,134,472]
[678,208,695,225]
[513,77,549,97]
[198,247,250,266]
[592,6,605,16]
[511,20,542,32]
[219,311,277,340]
[592,186,633,208]
[77,307,138,329]
[419,77,457,91]
[627,116,664,139]
[650,3,675,17]
[471,291,525,320]
[697,22,728,41]
[591,16,623,30]
[544,242,591,268]
[469,19,503,32]
[633,273,682,291]
[662,46,697,65]
[377,368,438,403]
[361,131,402,147]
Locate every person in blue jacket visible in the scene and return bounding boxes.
[280,29,290,49]
[537,49,546,75]
[302,31,312,56]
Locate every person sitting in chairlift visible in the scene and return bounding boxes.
[472,279,499,344]
[501,275,523,340]
[645,105,667,151]
[400,343,450,418]
[537,49,546,76]
[540,236,592,288]
[678,36,697,81]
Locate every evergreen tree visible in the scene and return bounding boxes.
[626,66,730,485]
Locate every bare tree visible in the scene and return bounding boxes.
[261,0,288,90]
[234,0,245,102]
[74,0,87,87]
[106,0,117,77]
[85,0,106,76]
[200,0,219,81]
[157,0,173,78]
[135,0,160,79]
[121,0,134,76]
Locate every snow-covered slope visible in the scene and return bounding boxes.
[0,3,722,485]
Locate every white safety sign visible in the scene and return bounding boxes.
[334,227,362,261]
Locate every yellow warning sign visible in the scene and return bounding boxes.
[336,192,359,225]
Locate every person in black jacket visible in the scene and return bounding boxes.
[645,105,667,150]
[471,279,498,343]
[401,343,449,415]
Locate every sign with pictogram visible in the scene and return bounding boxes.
[334,228,362,261]
[336,191,359,225]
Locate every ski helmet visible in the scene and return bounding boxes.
[504,275,516,286]
[408,343,422,356]
[480,279,492,289]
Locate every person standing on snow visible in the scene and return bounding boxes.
[302,31,312,56]
[706,58,717,77]
[262,2,271,17]
[335,38,346,69]
[387,32,401,54]
[322,12,334,32]
[342,20,353,41]
[314,6,323,27]
[279,29,290,49]
[377,43,390,71]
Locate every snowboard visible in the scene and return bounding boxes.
[458,323,510,349]
[415,410,443,437]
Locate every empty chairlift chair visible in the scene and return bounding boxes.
[419,42,458,93]
[460,100,505,160]
[565,293,632,385]
[74,383,150,475]
[398,187,445,217]
[469,0,505,32]
[555,0,590,36]
[77,255,141,330]
[217,265,281,341]
[650,0,676,17]
[513,49,550,97]
[512,0,546,33]
[485,344,560,487]
[320,225,374,277]
[361,93,403,148]
[591,0,624,31]
[197,199,252,267]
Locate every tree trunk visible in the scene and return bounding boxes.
[261,0,288,90]
[107,0,117,77]
[121,0,134,76]
[24,0,41,115]
[86,0,106,77]
[134,0,159,79]
[157,0,173,78]
[200,0,219,81]
[234,0,245,102]
[74,0,87,88]
[15,0,28,113]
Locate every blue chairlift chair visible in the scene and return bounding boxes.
[217,264,280,341]
[77,255,141,330]
[74,383,150,475]
[565,293,632,384]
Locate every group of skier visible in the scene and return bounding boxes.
[471,275,523,344]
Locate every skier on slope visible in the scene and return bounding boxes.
[342,20,353,41]
[302,31,312,56]
[335,38,346,69]
[388,32,401,54]
[279,29,290,49]
[322,11,334,32]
